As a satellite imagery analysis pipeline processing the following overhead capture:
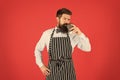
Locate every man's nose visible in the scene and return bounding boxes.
[64,20,69,24]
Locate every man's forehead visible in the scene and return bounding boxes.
[62,14,71,18]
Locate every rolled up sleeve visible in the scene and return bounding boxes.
[72,33,91,52]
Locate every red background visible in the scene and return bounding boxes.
[0,0,120,80]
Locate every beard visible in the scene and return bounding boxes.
[58,23,69,33]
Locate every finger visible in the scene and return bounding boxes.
[46,71,50,76]
[45,70,50,76]
[70,24,75,26]
[45,68,51,74]
[69,27,75,31]
[71,29,76,33]
[71,24,76,28]
[72,29,78,33]
[43,70,49,76]
[46,68,51,73]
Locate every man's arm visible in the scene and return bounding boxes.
[76,33,91,52]
[34,31,51,76]
[70,24,91,52]
[34,32,46,68]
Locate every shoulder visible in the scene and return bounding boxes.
[42,28,54,36]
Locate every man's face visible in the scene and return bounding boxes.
[57,14,71,26]
[56,14,71,33]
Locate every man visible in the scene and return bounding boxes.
[34,8,91,80]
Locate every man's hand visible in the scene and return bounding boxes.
[70,24,82,35]
[40,65,51,76]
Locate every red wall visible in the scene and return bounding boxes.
[0,0,120,80]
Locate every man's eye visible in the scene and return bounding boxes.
[64,18,66,20]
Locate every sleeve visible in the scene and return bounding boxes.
[73,33,91,52]
[34,32,46,68]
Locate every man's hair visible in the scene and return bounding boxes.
[56,8,72,18]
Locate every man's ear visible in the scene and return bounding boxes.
[56,17,59,22]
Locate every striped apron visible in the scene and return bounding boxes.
[46,29,76,80]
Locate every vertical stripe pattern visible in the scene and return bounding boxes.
[46,29,76,80]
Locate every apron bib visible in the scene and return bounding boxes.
[46,29,76,80]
